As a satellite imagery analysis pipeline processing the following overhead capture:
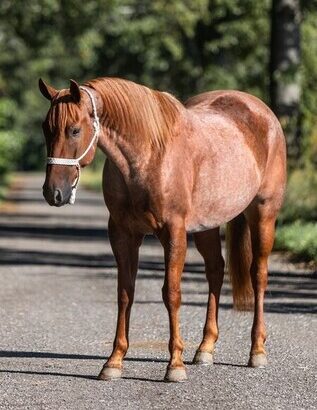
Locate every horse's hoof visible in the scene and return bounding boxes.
[192,351,213,366]
[164,368,187,383]
[98,366,122,381]
[248,353,268,368]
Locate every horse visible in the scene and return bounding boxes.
[39,77,286,382]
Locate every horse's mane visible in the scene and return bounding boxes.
[85,77,183,149]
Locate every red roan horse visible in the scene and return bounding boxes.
[39,77,286,382]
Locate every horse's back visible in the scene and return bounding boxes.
[185,89,285,172]
[185,89,273,119]
[186,89,281,138]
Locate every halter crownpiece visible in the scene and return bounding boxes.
[47,86,100,204]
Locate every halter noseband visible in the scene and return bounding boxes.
[47,86,100,204]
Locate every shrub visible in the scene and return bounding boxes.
[0,98,25,181]
[275,221,317,263]
[279,166,317,223]
[0,130,23,180]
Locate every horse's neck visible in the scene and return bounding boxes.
[91,81,185,181]
[97,127,153,182]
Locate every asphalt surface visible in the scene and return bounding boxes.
[0,173,316,410]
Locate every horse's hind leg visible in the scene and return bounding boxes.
[245,202,277,368]
[98,217,143,380]
[192,228,225,365]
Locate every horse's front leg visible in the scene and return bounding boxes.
[157,220,187,382]
[98,217,143,381]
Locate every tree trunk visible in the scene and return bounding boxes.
[269,0,301,162]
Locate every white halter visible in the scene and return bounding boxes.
[47,86,100,204]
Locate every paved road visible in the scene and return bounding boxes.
[0,173,316,410]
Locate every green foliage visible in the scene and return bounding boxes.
[0,130,23,177]
[275,221,317,263]
[97,0,270,99]
[301,9,317,166]
[279,167,317,223]
[0,0,272,175]
[0,98,24,179]
[276,166,317,263]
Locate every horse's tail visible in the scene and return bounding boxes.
[226,213,254,310]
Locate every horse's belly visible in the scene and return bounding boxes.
[185,152,261,232]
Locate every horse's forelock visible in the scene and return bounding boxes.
[47,92,81,132]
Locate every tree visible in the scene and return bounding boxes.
[269,0,301,162]
[0,0,317,176]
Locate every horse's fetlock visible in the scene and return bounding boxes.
[251,328,267,344]
[205,327,219,342]
[169,339,184,354]
[114,340,128,355]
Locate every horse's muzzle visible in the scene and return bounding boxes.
[42,184,72,207]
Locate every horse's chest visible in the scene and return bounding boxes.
[104,185,162,234]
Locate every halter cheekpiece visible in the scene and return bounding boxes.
[47,86,100,204]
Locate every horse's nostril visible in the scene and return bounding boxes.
[54,189,63,205]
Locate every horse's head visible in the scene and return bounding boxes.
[39,79,99,206]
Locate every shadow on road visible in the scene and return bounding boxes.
[0,369,97,381]
[0,243,316,314]
[0,350,249,369]
[0,224,109,241]
[0,350,166,363]
[0,350,249,382]
[0,368,173,383]
[1,179,316,317]
[0,350,169,382]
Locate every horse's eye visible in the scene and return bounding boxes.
[70,127,81,137]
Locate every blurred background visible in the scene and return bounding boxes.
[0,0,316,264]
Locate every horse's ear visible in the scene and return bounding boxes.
[39,78,57,101]
[69,79,81,103]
